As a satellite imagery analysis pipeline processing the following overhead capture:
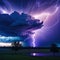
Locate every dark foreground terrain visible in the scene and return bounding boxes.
[0,54,60,60]
[0,47,60,60]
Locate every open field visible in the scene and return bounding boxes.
[0,54,60,60]
[0,47,60,60]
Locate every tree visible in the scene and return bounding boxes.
[12,41,22,54]
[50,43,59,56]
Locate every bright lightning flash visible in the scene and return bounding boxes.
[31,6,59,47]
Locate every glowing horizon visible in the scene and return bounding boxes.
[0,42,11,47]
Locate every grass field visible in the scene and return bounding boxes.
[0,47,60,60]
[0,54,60,60]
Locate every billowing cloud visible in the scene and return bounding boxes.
[0,11,43,43]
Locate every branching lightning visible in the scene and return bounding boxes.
[31,6,59,47]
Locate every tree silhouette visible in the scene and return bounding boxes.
[12,41,22,54]
[50,43,59,56]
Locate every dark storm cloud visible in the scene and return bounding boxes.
[0,11,43,36]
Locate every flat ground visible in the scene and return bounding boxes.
[0,48,60,60]
[0,54,60,60]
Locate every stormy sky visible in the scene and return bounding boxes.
[0,0,60,47]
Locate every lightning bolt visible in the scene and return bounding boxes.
[32,34,35,47]
[32,6,59,22]
[31,6,59,47]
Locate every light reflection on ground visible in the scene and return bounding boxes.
[31,52,60,56]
